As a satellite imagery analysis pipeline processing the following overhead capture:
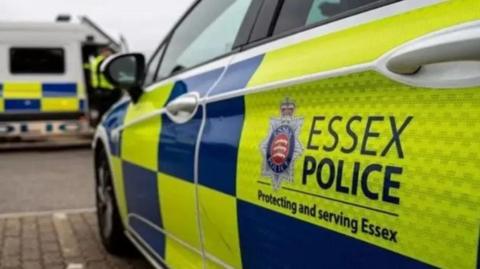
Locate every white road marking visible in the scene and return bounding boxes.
[0,207,95,219]
[53,212,82,259]
[66,263,84,269]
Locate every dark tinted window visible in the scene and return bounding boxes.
[10,48,65,74]
[274,0,391,35]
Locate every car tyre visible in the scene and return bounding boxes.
[95,147,133,255]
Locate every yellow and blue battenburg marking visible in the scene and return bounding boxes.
[125,69,228,268]
[0,83,3,112]
[0,82,86,113]
[103,0,480,268]
[102,57,263,268]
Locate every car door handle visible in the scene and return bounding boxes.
[165,92,200,124]
[386,23,480,75]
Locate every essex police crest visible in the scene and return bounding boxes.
[261,98,303,190]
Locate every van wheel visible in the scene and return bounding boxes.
[95,148,132,255]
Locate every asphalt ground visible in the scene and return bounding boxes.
[0,148,152,269]
[0,148,95,214]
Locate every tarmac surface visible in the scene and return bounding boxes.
[0,148,95,214]
[0,147,152,269]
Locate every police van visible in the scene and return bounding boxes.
[93,0,480,268]
[0,17,121,146]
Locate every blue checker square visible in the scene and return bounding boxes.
[210,55,264,96]
[103,101,129,157]
[122,161,163,227]
[198,97,245,196]
[237,200,433,269]
[129,216,166,260]
[42,83,77,97]
[5,99,40,111]
[158,108,202,182]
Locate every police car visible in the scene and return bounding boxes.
[92,0,480,268]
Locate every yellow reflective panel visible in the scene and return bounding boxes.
[110,156,128,226]
[41,98,79,112]
[159,172,203,268]
[199,186,242,269]
[249,0,480,86]
[205,258,227,269]
[121,116,160,171]
[3,82,42,99]
[158,172,201,249]
[121,83,173,170]
[237,71,480,269]
[0,99,4,112]
[164,237,203,269]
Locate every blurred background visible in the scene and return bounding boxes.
[0,1,194,268]
[1,0,194,56]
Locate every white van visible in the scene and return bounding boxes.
[0,18,122,146]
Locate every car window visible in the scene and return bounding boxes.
[157,0,253,79]
[10,47,65,74]
[274,0,391,35]
[144,44,165,85]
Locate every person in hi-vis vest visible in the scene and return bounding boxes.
[90,47,115,90]
[89,47,121,124]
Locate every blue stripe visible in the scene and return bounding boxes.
[197,57,261,195]
[237,200,434,269]
[123,161,162,226]
[103,100,129,156]
[209,55,263,96]
[42,83,77,97]
[158,109,202,182]
[199,97,245,195]
[129,217,166,260]
[123,160,165,259]
[165,67,225,105]
[179,68,224,98]
[5,99,40,111]
[158,68,224,182]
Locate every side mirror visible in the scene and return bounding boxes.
[101,53,146,103]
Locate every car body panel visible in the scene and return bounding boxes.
[236,70,480,268]
[102,56,233,266]
[94,0,480,268]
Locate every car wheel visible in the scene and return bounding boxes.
[95,148,132,255]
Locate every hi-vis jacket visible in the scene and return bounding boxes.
[90,55,114,90]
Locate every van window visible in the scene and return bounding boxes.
[273,0,391,35]
[10,48,65,74]
[157,0,253,79]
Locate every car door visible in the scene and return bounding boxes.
[110,0,259,268]
[198,0,480,268]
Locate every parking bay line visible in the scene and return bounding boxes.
[53,212,83,267]
[0,207,95,219]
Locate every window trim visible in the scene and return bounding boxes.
[142,0,200,85]
[9,47,66,75]
[243,0,402,50]
[249,0,283,43]
[232,0,266,48]
[150,0,259,83]
[144,43,167,86]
